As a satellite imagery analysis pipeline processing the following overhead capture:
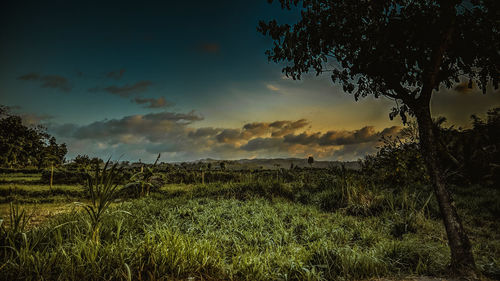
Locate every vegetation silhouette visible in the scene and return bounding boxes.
[0,106,67,169]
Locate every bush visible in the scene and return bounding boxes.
[40,169,89,184]
[40,168,133,185]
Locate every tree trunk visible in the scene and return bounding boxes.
[414,105,477,276]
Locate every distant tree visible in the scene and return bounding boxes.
[90,157,104,167]
[0,105,67,169]
[219,161,226,171]
[74,154,92,171]
[207,162,212,170]
[181,162,188,170]
[259,0,499,274]
[307,156,314,167]
[41,136,67,168]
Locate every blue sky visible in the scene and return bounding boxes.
[1,0,499,162]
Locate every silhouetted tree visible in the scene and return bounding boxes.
[438,108,500,185]
[41,136,67,168]
[219,161,226,171]
[74,154,92,170]
[0,105,67,168]
[307,156,314,167]
[259,0,499,275]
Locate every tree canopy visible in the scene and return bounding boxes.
[258,0,499,120]
[0,105,67,169]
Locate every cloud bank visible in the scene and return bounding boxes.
[47,111,401,162]
[89,80,152,97]
[133,97,173,108]
[106,69,126,80]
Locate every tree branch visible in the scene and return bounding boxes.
[419,2,457,105]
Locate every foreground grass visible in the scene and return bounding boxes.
[0,195,453,280]
[1,179,499,280]
[0,202,80,229]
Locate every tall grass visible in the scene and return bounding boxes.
[1,168,498,280]
[1,195,456,280]
[76,159,122,242]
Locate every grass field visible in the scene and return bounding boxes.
[0,173,41,182]
[1,171,499,280]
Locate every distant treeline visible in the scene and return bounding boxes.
[39,166,339,185]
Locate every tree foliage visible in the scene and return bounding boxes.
[307,156,314,166]
[258,0,499,120]
[71,154,104,172]
[439,108,500,185]
[363,108,500,188]
[0,105,67,168]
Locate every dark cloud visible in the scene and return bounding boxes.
[270,119,309,137]
[319,126,379,146]
[90,81,152,97]
[240,125,401,161]
[282,132,321,146]
[215,119,310,144]
[216,129,242,144]
[331,142,379,160]
[133,97,173,108]
[63,111,203,144]
[188,127,222,138]
[241,138,287,152]
[17,72,71,92]
[49,123,79,137]
[106,69,126,80]
[284,126,401,146]
[18,73,40,80]
[199,43,220,53]
[143,111,203,122]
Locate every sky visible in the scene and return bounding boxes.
[1,0,499,162]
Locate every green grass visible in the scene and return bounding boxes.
[0,184,86,204]
[0,202,80,228]
[0,183,83,192]
[0,176,498,280]
[0,196,453,280]
[0,173,41,182]
[0,183,129,204]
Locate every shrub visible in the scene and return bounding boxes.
[41,169,89,184]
